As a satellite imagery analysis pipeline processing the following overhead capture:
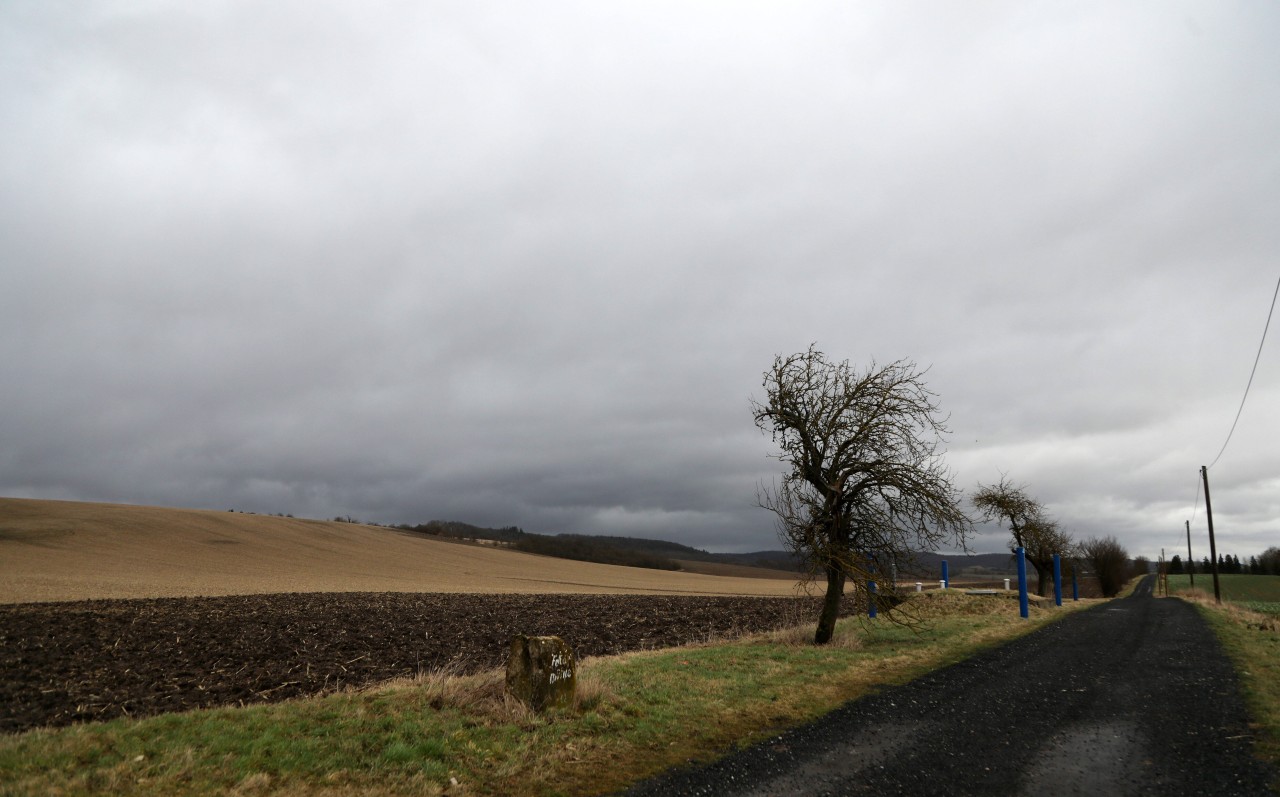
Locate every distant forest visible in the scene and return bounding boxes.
[397,520,803,573]
[382,519,1280,581]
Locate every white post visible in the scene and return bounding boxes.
[939,580,946,590]
[1004,578,1010,591]
[915,582,922,592]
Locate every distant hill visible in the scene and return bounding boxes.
[401,523,739,572]
[905,551,1019,577]
[399,520,1012,578]
[404,520,528,543]
[712,550,808,572]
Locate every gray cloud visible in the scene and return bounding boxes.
[3,1,1278,561]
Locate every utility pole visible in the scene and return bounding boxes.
[1184,519,1195,589]
[1160,549,1166,596]
[1201,465,1222,605]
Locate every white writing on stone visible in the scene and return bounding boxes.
[547,652,572,685]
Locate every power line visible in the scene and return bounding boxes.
[1187,471,1201,526]
[1207,274,1280,470]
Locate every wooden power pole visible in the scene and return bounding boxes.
[1185,519,1195,589]
[1201,465,1222,605]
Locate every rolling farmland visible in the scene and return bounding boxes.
[0,497,801,604]
[0,498,844,734]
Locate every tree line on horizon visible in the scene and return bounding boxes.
[397,520,781,573]
[1168,548,1280,576]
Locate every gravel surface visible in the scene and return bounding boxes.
[623,577,1276,796]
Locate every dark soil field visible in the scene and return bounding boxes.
[0,591,854,735]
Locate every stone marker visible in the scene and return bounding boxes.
[506,634,576,711]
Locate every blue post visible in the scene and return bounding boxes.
[1072,567,1079,601]
[1016,547,1029,619]
[941,560,949,589]
[1053,554,1063,607]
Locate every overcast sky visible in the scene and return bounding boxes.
[2,1,1277,561]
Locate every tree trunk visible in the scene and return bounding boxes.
[814,563,846,644]
[1033,562,1051,596]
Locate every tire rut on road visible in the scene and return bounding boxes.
[623,577,1275,796]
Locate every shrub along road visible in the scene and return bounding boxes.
[625,576,1275,796]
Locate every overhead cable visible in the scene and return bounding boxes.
[1207,274,1280,470]
[1188,471,1201,526]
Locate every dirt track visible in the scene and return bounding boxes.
[625,577,1276,796]
[0,592,853,735]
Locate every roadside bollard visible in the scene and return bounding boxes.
[1004,578,1010,591]
[915,582,922,592]
[939,580,946,590]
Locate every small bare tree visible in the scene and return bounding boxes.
[752,345,970,644]
[1019,516,1074,597]
[1131,556,1151,580]
[972,476,1072,596]
[1081,535,1131,597]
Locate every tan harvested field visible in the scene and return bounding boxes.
[0,498,806,604]
[671,558,797,580]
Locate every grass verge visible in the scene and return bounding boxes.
[0,592,1095,797]
[1165,573,1280,615]
[1164,573,1280,598]
[1171,588,1280,788]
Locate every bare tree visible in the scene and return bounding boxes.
[1081,536,1131,597]
[972,476,1072,596]
[1130,556,1151,580]
[1019,516,1074,597]
[752,345,970,644]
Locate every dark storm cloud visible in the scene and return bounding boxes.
[2,1,1278,559]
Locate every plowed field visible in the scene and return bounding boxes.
[0,592,854,735]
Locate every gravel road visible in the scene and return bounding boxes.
[623,577,1275,796]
